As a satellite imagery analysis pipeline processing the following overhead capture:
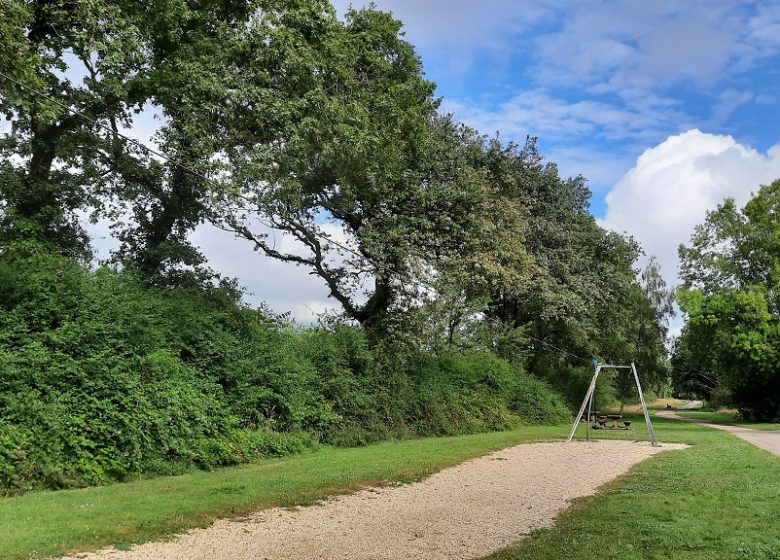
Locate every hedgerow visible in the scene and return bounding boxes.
[0,244,569,494]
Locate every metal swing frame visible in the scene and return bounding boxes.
[566,361,659,447]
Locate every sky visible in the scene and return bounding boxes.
[14,1,780,328]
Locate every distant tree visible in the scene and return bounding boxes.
[675,179,780,420]
[611,257,675,409]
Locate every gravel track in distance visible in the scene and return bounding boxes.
[60,440,686,560]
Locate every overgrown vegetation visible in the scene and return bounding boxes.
[1,0,672,496]
[0,241,570,494]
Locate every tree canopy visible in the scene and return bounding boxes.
[675,179,780,420]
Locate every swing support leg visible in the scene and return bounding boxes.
[568,362,659,447]
[632,362,659,447]
[567,364,601,442]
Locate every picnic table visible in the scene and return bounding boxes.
[589,413,632,430]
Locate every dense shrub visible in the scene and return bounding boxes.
[403,352,570,435]
[0,245,571,494]
[538,365,618,411]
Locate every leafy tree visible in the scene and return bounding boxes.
[0,0,256,279]
[222,8,529,330]
[481,139,642,366]
[1,1,157,257]
[676,179,780,420]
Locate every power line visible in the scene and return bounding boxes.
[0,70,189,173]
[479,312,593,365]
[524,332,593,364]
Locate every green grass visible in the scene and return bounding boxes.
[677,410,780,431]
[487,415,780,560]
[5,416,779,560]
[0,425,566,559]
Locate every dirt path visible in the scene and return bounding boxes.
[59,440,685,560]
[657,410,780,457]
[678,400,703,410]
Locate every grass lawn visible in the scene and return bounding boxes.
[677,410,780,431]
[620,397,691,414]
[487,414,780,560]
[0,425,566,559]
[4,415,779,560]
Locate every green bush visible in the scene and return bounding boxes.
[538,365,617,411]
[0,245,572,494]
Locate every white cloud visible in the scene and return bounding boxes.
[192,222,361,324]
[600,129,780,291]
[532,2,769,93]
[191,225,331,322]
[711,89,754,125]
[443,89,683,145]
[330,0,555,75]
[334,1,780,98]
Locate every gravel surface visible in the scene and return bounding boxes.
[59,440,685,560]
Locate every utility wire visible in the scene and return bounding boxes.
[524,332,593,364]
[1,70,186,172]
[479,312,593,365]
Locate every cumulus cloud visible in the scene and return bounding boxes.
[600,129,780,290]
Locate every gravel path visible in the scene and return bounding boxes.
[60,440,685,560]
[658,410,780,457]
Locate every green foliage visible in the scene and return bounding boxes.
[403,352,570,435]
[223,6,532,328]
[0,0,671,498]
[0,245,570,494]
[538,365,619,411]
[675,179,780,420]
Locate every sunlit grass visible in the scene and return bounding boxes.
[487,415,780,560]
[677,410,780,431]
[4,413,778,560]
[0,425,566,559]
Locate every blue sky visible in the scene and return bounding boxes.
[322,2,780,318]
[332,0,780,216]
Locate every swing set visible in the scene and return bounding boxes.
[566,360,659,447]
